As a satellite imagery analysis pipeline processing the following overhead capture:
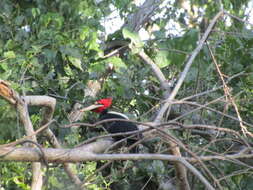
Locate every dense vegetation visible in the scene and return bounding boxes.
[0,0,253,189]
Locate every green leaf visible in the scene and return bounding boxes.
[122,27,143,53]
[3,51,16,59]
[0,61,8,71]
[68,56,83,71]
[31,45,42,54]
[43,49,57,62]
[80,26,90,41]
[31,8,40,18]
[60,46,81,58]
[152,160,165,175]
[107,57,127,71]
[4,40,16,49]
[155,51,171,68]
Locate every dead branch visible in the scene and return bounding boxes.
[1,143,252,166]
[155,10,224,122]
[3,144,252,189]
[206,43,253,138]
[0,142,217,190]
[0,80,43,190]
[137,11,224,190]
[0,80,16,104]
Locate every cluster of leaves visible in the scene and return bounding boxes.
[0,162,31,190]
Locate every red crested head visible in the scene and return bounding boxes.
[92,98,112,113]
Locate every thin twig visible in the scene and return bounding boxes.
[207,43,253,137]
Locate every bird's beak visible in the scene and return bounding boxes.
[79,104,103,112]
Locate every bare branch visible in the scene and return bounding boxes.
[207,43,253,138]
[1,144,252,164]
[0,82,83,189]
[155,11,224,122]
[137,50,190,188]
[138,50,171,95]
[0,143,218,190]
[136,12,225,189]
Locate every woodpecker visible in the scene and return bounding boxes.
[81,98,142,152]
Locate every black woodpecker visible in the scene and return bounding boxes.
[81,98,142,152]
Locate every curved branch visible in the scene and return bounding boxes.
[24,95,83,187]
[24,96,56,125]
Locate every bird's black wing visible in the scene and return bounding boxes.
[99,111,143,153]
[99,112,138,133]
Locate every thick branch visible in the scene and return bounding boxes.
[1,145,252,165]
[5,144,244,190]
[0,140,113,162]
[2,146,253,189]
